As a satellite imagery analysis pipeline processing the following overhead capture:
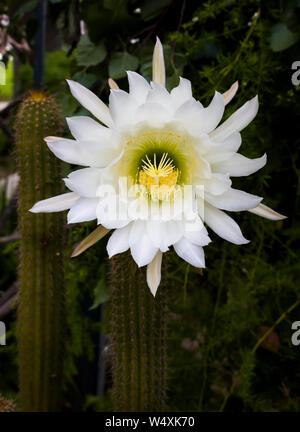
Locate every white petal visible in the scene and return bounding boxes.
[174,237,205,268]
[205,188,262,211]
[64,168,102,197]
[170,77,193,110]
[67,197,98,223]
[248,203,287,220]
[47,137,119,168]
[129,220,158,267]
[174,99,203,131]
[212,153,267,177]
[107,224,131,257]
[135,102,170,126]
[203,202,249,244]
[127,71,151,103]
[97,194,130,229]
[146,220,184,252]
[222,81,238,105]
[109,89,138,127]
[199,91,225,133]
[29,192,79,213]
[196,173,232,196]
[147,81,171,110]
[152,37,165,86]
[209,96,258,141]
[66,79,113,127]
[184,216,211,246]
[66,116,111,141]
[147,251,163,297]
[210,131,242,153]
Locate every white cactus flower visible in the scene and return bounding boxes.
[30,37,286,296]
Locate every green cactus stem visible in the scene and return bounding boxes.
[15,91,65,412]
[109,251,169,412]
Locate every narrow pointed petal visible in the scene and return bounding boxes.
[127,71,150,103]
[64,168,102,197]
[66,116,111,141]
[174,237,205,268]
[170,77,193,110]
[108,78,119,90]
[248,203,287,220]
[66,79,113,127]
[147,250,163,297]
[152,37,165,86]
[67,197,98,223]
[200,91,225,133]
[109,89,138,127]
[210,95,259,142]
[71,225,111,257]
[196,173,232,196]
[203,202,249,244]
[222,81,239,105]
[212,153,267,177]
[210,131,242,153]
[205,188,262,211]
[47,137,118,168]
[107,224,131,257]
[29,192,79,213]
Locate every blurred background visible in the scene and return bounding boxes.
[0,0,299,412]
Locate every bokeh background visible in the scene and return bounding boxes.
[0,0,299,412]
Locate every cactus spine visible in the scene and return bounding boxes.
[15,91,65,411]
[109,252,168,411]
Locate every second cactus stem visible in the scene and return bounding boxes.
[15,91,65,411]
[110,252,168,412]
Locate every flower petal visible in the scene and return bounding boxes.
[205,188,262,211]
[152,37,165,86]
[222,81,238,105]
[29,192,79,213]
[64,168,102,197]
[212,153,267,177]
[198,91,225,134]
[248,203,287,220]
[170,77,193,110]
[129,220,158,267]
[174,237,205,267]
[66,116,111,141]
[135,102,170,126]
[147,250,163,297]
[109,89,138,127]
[46,137,119,168]
[127,71,151,103]
[210,131,242,153]
[71,225,111,257]
[146,220,184,252]
[147,81,171,110]
[66,79,113,127]
[196,173,232,196]
[107,224,131,257]
[184,216,211,246]
[209,95,258,141]
[203,202,249,244]
[67,197,99,223]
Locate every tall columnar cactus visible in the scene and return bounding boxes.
[15,91,65,411]
[109,252,169,412]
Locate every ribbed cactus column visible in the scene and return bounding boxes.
[109,252,168,412]
[15,91,65,411]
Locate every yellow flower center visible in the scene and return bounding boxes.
[138,153,180,201]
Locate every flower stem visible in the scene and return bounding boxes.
[109,252,168,411]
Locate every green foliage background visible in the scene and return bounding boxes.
[0,0,299,411]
